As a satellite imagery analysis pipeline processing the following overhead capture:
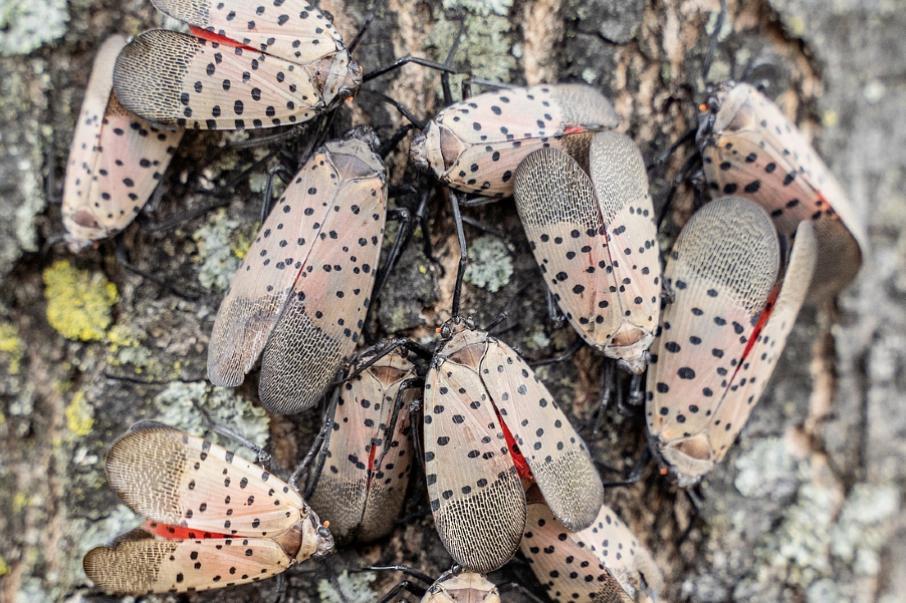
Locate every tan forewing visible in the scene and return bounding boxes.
[207,145,340,387]
[105,424,304,538]
[84,532,290,595]
[424,328,526,573]
[151,0,346,65]
[113,29,322,130]
[63,35,183,248]
[417,84,618,197]
[257,140,387,413]
[646,198,779,484]
[309,350,416,543]
[514,148,622,351]
[521,501,664,603]
[479,338,602,531]
[707,222,817,459]
[589,131,661,368]
[701,83,865,300]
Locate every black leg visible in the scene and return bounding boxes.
[497,581,548,603]
[194,403,274,469]
[647,127,697,173]
[347,13,374,54]
[441,19,467,106]
[362,55,465,84]
[602,446,652,488]
[113,236,201,301]
[374,378,423,472]
[367,565,435,586]
[272,572,287,603]
[529,338,583,367]
[373,206,414,302]
[415,188,439,265]
[546,289,565,326]
[448,190,469,318]
[376,580,421,603]
[627,372,645,407]
[379,123,415,158]
[261,164,294,221]
[458,194,502,208]
[297,389,339,497]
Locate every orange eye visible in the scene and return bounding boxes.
[698,102,709,112]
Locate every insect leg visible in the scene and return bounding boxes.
[347,13,374,54]
[375,580,423,603]
[528,338,583,367]
[367,565,436,586]
[440,18,467,105]
[546,289,565,326]
[113,235,201,301]
[448,190,469,318]
[260,164,294,222]
[458,195,501,208]
[497,581,548,603]
[602,447,652,488]
[359,89,427,129]
[295,389,339,496]
[590,360,616,436]
[415,187,440,266]
[374,377,423,472]
[373,206,414,302]
[379,123,415,158]
[361,55,465,84]
[193,403,274,468]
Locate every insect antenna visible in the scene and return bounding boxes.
[701,0,728,84]
[346,13,374,54]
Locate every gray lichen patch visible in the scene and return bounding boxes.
[192,210,245,291]
[0,0,68,56]
[464,235,513,293]
[153,381,271,454]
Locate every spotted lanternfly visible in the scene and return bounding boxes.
[514,131,661,373]
[423,319,604,573]
[646,197,817,485]
[82,422,334,595]
[417,571,500,602]
[697,81,865,301]
[410,84,619,198]
[63,34,183,250]
[375,567,500,602]
[207,129,387,414]
[308,349,418,544]
[112,0,362,130]
[521,497,664,603]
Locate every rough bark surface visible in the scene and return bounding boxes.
[0,0,903,601]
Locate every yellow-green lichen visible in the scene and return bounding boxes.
[43,260,118,342]
[0,322,23,374]
[104,324,157,373]
[0,556,8,577]
[64,390,94,437]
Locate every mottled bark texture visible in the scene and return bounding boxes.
[0,0,903,601]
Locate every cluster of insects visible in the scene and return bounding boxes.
[64,1,865,601]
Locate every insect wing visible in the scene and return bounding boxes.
[113,29,323,130]
[646,197,780,484]
[514,147,623,353]
[700,83,865,300]
[84,529,291,595]
[588,131,661,371]
[309,350,417,543]
[150,0,346,65]
[257,138,387,413]
[105,423,304,537]
[479,338,602,530]
[424,328,526,573]
[522,501,664,603]
[63,35,182,248]
[413,84,619,197]
[707,221,817,458]
[207,144,341,388]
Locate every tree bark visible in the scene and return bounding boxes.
[0,0,903,601]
